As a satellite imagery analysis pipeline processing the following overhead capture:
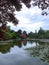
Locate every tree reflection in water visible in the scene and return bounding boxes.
[0,40,27,53]
[0,40,49,64]
[25,41,49,63]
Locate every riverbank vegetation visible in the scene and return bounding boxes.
[0,26,49,41]
[28,27,49,39]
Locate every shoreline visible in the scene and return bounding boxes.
[23,39,49,43]
[0,39,49,43]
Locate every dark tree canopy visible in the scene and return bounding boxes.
[0,0,31,26]
[0,0,49,27]
[32,0,49,15]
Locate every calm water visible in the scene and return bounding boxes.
[0,40,49,65]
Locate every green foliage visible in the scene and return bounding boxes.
[4,26,27,40]
[38,28,46,39]
[44,30,49,39]
[28,28,49,39]
[6,29,17,39]
[1,26,49,40]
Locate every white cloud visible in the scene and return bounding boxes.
[21,22,44,32]
[7,3,49,33]
[8,21,44,33]
[15,3,42,17]
[16,16,30,24]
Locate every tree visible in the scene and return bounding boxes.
[0,0,49,27]
[17,29,22,35]
[0,0,32,27]
[23,31,27,36]
[0,24,7,40]
[38,27,45,34]
[28,32,34,38]
[32,0,49,15]
[0,0,49,40]
[20,31,27,39]
[45,30,49,39]
[38,27,45,38]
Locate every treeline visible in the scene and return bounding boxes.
[5,26,27,40]
[28,28,49,39]
[0,26,49,40]
[6,27,49,39]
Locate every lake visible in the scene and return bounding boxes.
[0,40,49,65]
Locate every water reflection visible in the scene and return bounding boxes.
[0,40,26,53]
[0,40,49,64]
[22,41,39,49]
[25,41,49,63]
[0,40,39,54]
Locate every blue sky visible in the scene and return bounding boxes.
[7,3,49,33]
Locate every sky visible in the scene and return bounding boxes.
[7,3,49,33]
